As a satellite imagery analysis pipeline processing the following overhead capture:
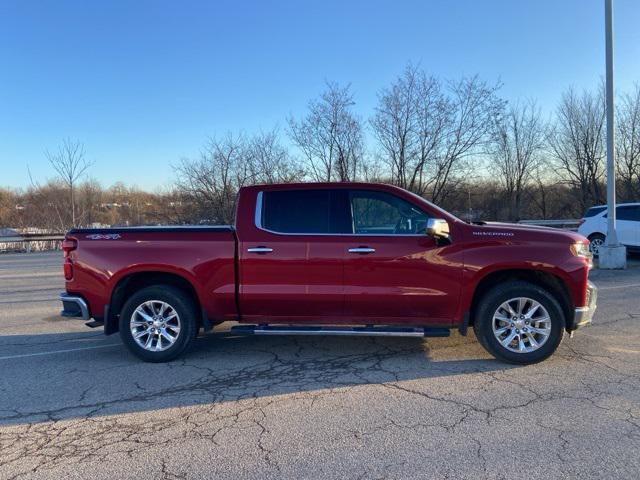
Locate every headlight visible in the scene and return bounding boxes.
[570,242,593,266]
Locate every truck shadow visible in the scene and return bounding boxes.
[0,328,518,426]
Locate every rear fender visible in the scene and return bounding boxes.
[105,267,204,335]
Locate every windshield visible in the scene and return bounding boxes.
[404,190,462,223]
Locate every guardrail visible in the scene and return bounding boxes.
[0,233,65,253]
[518,219,582,231]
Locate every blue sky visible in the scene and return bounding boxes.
[1,0,639,189]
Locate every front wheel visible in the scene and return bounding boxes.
[119,285,198,362]
[473,281,565,364]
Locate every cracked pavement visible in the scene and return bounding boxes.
[1,251,639,479]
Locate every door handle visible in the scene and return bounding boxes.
[247,246,273,254]
[348,247,376,254]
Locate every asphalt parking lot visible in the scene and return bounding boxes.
[1,251,639,479]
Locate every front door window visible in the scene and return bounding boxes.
[350,190,430,235]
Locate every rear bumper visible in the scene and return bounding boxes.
[59,292,90,320]
[568,280,597,331]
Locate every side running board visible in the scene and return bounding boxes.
[230,325,450,338]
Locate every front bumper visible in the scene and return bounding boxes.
[59,292,90,320]
[568,280,597,331]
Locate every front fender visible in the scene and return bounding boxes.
[456,241,585,322]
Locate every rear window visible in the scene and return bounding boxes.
[600,205,640,221]
[584,206,606,218]
[260,189,351,234]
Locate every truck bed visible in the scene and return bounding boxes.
[65,225,239,327]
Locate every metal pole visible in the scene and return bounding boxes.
[604,0,618,246]
[599,0,626,269]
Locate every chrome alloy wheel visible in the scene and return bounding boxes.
[492,297,551,353]
[130,300,181,352]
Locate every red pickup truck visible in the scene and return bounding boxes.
[60,182,596,364]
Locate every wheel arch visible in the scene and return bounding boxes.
[587,232,606,240]
[468,269,573,330]
[106,271,203,335]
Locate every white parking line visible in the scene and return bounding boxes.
[0,343,120,361]
[597,283,640,291]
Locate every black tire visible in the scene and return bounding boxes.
[119,285,198,362]
[588,233,606,257]
[473,281,565,365]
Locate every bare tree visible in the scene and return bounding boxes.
[371,66,503,203]
[77,178,103,227]
[488,100,546,220]
[429,76,504,204]
[529,163,553,220]
[20,181,68,231]
[174,134,248,223]
[0,188,20,229]
[548,87,606,210]
[248,130,304,183]
[616,83,640,200]
[46,138,93,227]
[289,82,363,182]
[174,131,299,224]
[371,65,441,194]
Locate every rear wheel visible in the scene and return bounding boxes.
[119,285,198,362]
[588,233,606,257]
[473,281,565,364]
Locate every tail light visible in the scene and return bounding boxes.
[62,237,77,280]
[62,238,77,255]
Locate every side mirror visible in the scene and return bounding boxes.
[426,218,450,239]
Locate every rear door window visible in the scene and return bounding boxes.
[260,189,351,234]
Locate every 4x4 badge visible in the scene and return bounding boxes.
[86,233,121,240]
